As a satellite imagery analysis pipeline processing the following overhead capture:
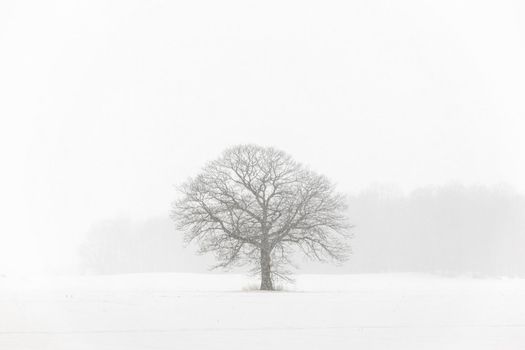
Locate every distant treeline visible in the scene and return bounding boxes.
[79,218,212,274]
[340,184,525,276]
[80,184,525,277]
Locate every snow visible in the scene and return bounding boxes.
[1,273,525,349]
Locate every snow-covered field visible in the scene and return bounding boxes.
[1,273,525,349]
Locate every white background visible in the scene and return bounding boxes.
[1,0,524,274]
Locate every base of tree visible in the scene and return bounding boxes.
[260,277,274,291]
[259,286,274,291]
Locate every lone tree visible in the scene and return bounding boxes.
[171,145,351,290]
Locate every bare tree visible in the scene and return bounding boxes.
[171,145,351,290]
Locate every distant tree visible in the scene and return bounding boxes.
[171,145,351,290]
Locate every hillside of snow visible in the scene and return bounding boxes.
[1,273,525,349]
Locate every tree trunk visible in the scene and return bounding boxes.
[260,248,273,291]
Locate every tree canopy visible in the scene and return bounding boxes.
[172,144,351,290]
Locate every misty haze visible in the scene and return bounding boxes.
[79,183,525,278]
[1,0,525,349]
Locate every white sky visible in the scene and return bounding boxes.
[1,0,524,274]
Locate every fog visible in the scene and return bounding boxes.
[77,184,525,277]
[1,0,525,276]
